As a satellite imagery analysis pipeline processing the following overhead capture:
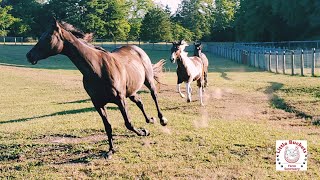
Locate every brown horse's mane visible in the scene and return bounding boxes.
[59,21,107,52]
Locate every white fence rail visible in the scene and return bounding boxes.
[206,43,320,77]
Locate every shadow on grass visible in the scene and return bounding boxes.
[57,99,91,104]
[216,67,232,80]
[0,106,119,124]
[265,82,312,119]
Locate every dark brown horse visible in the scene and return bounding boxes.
[26,18,168,157]
[194,42,209,87]
[170,40,206,105]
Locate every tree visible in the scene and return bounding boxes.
[45,0,85,28]
[171,22,193,41]
[6,0,43,37]
[173,0,213,41]
[83,0,130,40]
[127,0,154,40]
[0,0,19,36]
[140,7,172,42]
[211,0,239,41]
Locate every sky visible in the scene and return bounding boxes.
[153,0,181,13]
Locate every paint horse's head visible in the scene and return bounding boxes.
[170,40,189,63]
[194,42,202,57]
[26,17,93,65]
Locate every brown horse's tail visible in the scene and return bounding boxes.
[152,59,166,85]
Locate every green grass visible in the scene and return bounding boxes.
[0,45,320,179]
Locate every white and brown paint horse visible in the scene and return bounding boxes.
[170,40,207,106]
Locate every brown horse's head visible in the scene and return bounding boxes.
[26,18,65,65]
[194,42,202,57]
[26,18,93,65]
[170,40,188,63]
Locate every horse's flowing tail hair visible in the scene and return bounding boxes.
[152,59,166,84]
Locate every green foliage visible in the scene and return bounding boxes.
[0,2,19,36]
[127,0,154,40]
[45,0,86,28]
[140,7,172,42]
[3,0,320,42]
[171,23,193,42]
[174,0,213,41]
[234,0,319,41]
[83,0,130,41]
[211,0,238,41]
[7,0,43,37]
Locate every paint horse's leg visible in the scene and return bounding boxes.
[199,86,204,106]
[93,103,115,157]
[117,98,150,136]
[145,81,168,126]
[177,84,185,98]
[186,82,192,103]
[197,79,204,106]
[129,94,155,123]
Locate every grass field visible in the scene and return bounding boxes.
[0,45,320,179]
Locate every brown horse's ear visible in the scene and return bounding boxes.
[50,17,60,30]
[84,33,94,42]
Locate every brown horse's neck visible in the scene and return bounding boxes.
[61,30,104,77]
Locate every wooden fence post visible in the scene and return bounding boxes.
[301,49,304,76]
[291,51,295,75]
[268,51,271,72]
[312,48,316,77]
[283,51,286,74]
[276,51,279,73]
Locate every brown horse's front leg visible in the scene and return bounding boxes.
[117,98,150,136]
[93,104,115,158]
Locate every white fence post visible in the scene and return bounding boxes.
[301,49,304,76]
[268,51,271,72]
[276,51,279,74]
[283,51,286,74]
[291,51,295,75]
[312,48,316,77]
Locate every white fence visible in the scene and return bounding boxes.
[207,43,320,77]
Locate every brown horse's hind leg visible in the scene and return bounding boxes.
[117,98,150,136]
[93,104,115,158]
[144,81,168,126]
[129,94,155,124]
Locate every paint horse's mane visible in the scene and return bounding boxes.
[59,21,107,52]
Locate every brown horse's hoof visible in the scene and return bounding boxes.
[160,117,168,126]
[147,117,156,124]
[104,148,116,159]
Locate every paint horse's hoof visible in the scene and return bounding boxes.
[160,117,168,126]
[180,93,185,98]
[187,99,191,103]
[147,117,156,124]
[137,128,150,136]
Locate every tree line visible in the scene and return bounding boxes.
[0,0,319,42]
